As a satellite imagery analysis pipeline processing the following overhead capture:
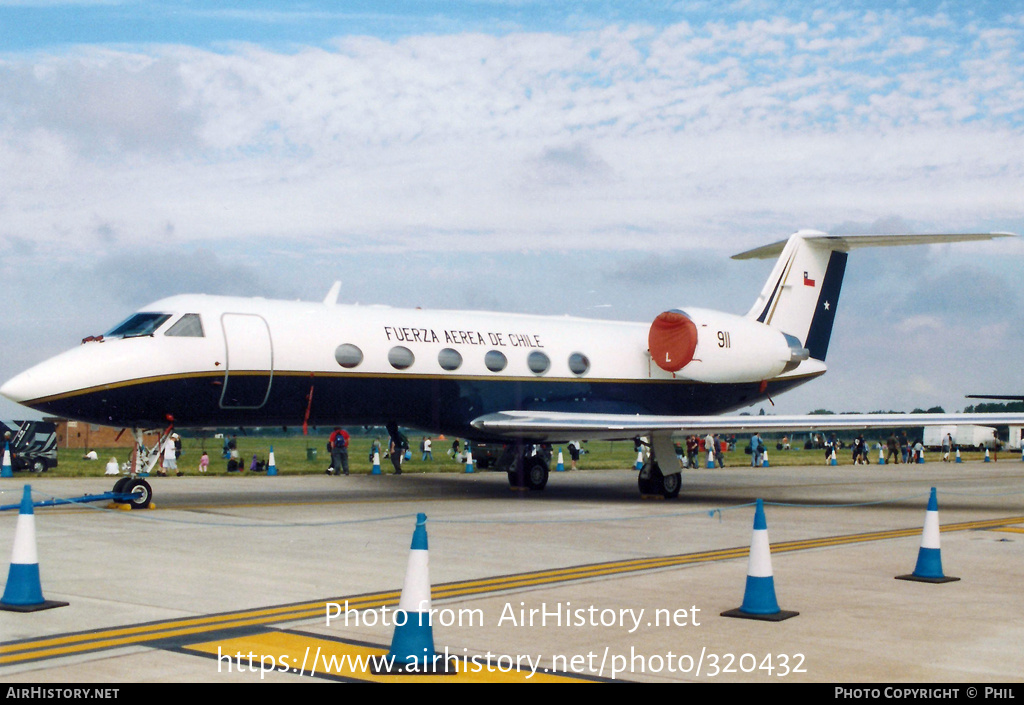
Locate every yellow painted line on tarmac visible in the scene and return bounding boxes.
[185,631,591,682]
[4,514,1024,667]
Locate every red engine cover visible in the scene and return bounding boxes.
[648,310,698,372]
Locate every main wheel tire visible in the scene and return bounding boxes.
[638,462,681,498]
[660,470,682,499]
[526,459,549,491]
[637,463,654,495]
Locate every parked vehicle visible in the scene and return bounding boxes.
[923,424,996,451]
[1,420,58,472]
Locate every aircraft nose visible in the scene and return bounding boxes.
[0,369,41,404]
[1,345,99,408]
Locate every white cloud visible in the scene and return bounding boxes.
[0,17,1018,254]
[898,315,943,331]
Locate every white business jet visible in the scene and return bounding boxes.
[2,230,1021,505]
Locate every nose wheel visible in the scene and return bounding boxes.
[112,477,153,509]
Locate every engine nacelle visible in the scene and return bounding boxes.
[648,310,698,372]
[648,308,808,383]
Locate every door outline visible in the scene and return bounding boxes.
[220,313,274,409]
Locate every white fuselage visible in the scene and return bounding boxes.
[0,294,824,437]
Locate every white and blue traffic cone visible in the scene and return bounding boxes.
[878,446,886,465]
[955,447,962,463]
[372,450,382,475]
[635,450,644,471]
[374,513,454,675]
[896,488,959,583]
[984,448,991,462]
[556,449,565,472]
[706,447,715,469]
[267,446,277,476]
[830,448,837,466]
[917,447,925,464]
[2,442,12,478]
[1,486,69,612]
[762,448,770,467]
[722,499,798,621]
[464,449,474,474]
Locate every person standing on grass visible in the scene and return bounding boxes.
[327,427,350,476]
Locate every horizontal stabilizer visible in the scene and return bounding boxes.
[732,232,1014,261]
[736,231,1016,363]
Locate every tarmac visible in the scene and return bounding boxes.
[1,459,1023,684]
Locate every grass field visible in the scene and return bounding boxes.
[12,435,1010,478]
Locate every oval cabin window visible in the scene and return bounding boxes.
[527,351,550,375]
[484,350,507,372]
[568,352,590,376]
[388,346,415,370]
[437,348,463,371]
[335,344,364,369]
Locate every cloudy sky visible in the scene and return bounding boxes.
[1,0,1022,421]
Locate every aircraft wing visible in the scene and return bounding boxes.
[471,411,1024,441]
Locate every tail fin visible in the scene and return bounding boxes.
[733,231,1012,362]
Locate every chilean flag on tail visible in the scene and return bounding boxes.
[803,271,815,287]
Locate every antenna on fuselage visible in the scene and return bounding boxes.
[323,281,342,305]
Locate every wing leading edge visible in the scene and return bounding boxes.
[471,410,1024,442]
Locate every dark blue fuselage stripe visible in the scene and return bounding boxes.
[27,374,818,440]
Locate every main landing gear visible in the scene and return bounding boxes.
[636,434,684,499]
[501,443,552,491]
[637,461,681,499]
[494,437,684,498]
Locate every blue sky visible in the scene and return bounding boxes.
[1,2,1018,50]
[1,0,1022,420]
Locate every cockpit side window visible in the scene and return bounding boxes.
[104,313,172,339]
[165,314,205,338]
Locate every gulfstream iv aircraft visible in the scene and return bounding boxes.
[3,231,1022,504]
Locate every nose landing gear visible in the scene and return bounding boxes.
[107,427,169,509]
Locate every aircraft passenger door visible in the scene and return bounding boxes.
[220,313,274,409]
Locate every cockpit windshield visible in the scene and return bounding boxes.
[104,312,172,339]
[165,313,205,338]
